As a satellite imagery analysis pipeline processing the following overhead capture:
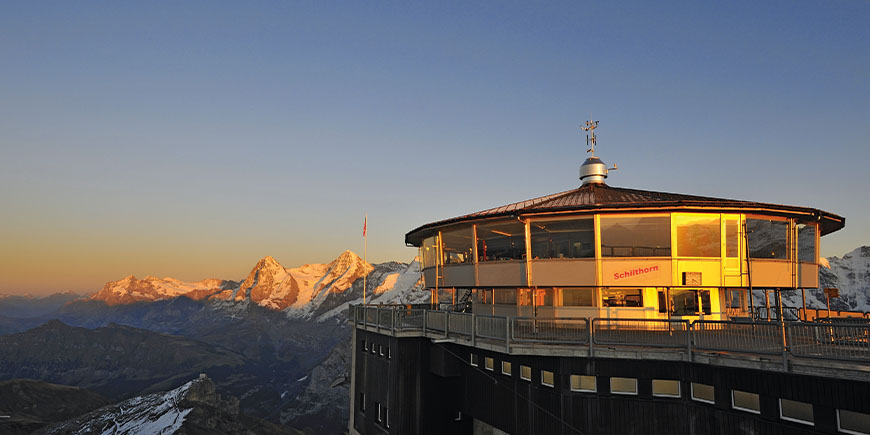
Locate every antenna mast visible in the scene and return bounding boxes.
[581,119,599,157]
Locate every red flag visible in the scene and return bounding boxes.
[363,215,367,237]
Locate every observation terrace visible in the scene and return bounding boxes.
[350,304,870,382]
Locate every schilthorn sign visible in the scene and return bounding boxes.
[613,265,659,281]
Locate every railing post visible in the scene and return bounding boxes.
[376,307,380,334]
[471,313,476,346]
[588,318,594,358]
[506,317,511,353]
[687,321,694,362]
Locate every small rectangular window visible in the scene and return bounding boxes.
[780,399,813,425]
[379,345,384,356]
[652,379,681,398]
[387,346,391,359]
[520,365,531,381]
[691,383,715,404]
[485,357,494,371]
[541,370,554,387]
[570,375,596,392]
[732,390,760,414]
[602,288,643,307]
[360,393,366,412]
[362,340,367,351]
[470,353,478,367]
[377,402,383,422]
[838,409,870,435]
[501,361,512,375]
[610,377,637,395]
[385,407,390,428]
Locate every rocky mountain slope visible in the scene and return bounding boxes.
[0,321,246,400]
[0,379,109,435]
[39,375,302,435]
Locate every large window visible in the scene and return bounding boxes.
[601,216,671,257]
[667,289,712,316]
[602,288,642,307]
[493,289,517,305]
[561,288,595,306]
[725,219,739,257]
[477,221,526,261]
[441,227,473,265]
[530,218,594,259]
[421,236,439,268]
[798,224,816,263]
[676,215,721,257]
[747,218,789,259]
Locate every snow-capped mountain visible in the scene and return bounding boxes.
[90,276,237,306]
[89,250,425,320]
[763,246,870,312]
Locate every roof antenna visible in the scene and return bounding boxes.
[578,119,617,185]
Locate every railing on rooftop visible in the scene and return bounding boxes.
[349,305,870,366]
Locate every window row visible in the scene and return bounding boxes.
[464,356,870,434]
[358,393,390,429]
[360,340,391,359]
[473,287,643,308]
[421,215,817,267]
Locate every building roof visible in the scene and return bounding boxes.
[405,183,845,245]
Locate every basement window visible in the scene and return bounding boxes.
[377,403,383,422]
[570,375,596,393]
[779,399,814,426]
[691,383,715,404]
[485,357,494,371]
[610,377,637,395]
[652,379,681,398]
[362,340,367,351]
[838,409,870,435]
[470,353,478,367]
[360,393,365,412]
[732,390,760,414]
[502,361,512,375]
[387,346,391,359]
[541,370,555,387]
[379,345,384,356]
[520,365,531,381]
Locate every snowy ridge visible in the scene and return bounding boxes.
[89,250,425,321]
[43,379,196,435]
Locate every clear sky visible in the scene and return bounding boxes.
[1,1,868,295]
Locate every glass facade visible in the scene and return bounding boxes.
[601,216,671,257]
[530,218,594,259]
[441,227,473,264]
[602,288,642,307]
[421,236,439,269]
[477,221,526,262]
[676,215,721,257]
[725,219,739,257]
[798,224,816,262]
[747,218,789,259]
[561,288,595,306]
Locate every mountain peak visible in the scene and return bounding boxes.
[255,256,284,270]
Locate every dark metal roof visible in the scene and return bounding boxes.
[405,183,845,245]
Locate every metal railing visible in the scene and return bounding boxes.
[475,314,508,341]
[350,306,870,365]
[426,310,447,333]
[787,323,870,362]
[592,318,690,348]
[447,312,473,337]
[395,309,425,331]
[512,317,589,344]
[693,320,783,355]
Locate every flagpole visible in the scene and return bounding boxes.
[363,213,367,306]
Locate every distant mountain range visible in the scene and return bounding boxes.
[0,250,426,434]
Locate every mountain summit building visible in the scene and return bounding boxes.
[349,122,868,435]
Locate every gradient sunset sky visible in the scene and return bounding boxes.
[1,1,868,295]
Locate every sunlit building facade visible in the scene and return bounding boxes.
[349,124,867,435]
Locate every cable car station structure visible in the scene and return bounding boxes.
[349,122,869,435]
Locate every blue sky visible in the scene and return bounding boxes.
[1,1,868,294]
